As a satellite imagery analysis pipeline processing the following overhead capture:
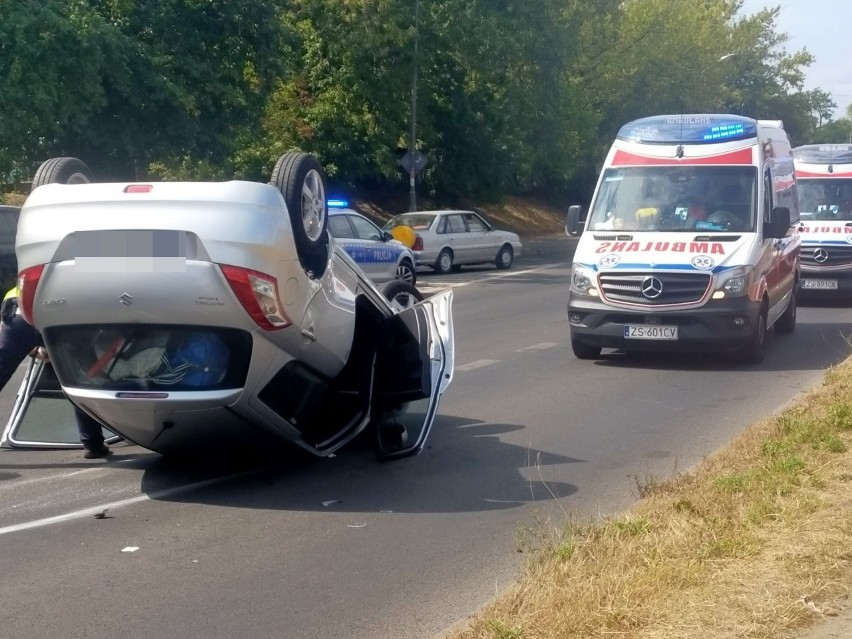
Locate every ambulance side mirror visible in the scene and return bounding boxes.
[765,206,791,239]
[566,205,584,236]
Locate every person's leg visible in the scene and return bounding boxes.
[0,316,42,393]
[74,406,111,457]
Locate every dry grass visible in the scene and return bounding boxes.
[1,191,26,206]
[446,362,852,639]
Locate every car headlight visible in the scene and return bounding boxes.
[570,264,598,297]
[715,266,751,298]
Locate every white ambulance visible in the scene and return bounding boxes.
[792,144,852,296]
[565,114,800,364]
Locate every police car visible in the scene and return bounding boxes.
[327,201,417,285]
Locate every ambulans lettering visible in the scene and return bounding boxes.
[799,226,849,234]
[594,241,726,255]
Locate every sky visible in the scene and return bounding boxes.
[739,0,852,119]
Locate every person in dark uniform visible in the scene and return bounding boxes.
[0,287,111,458]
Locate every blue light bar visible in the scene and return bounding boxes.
[327,198,349,208]
[617,114,757,145]
[793,144,852,165]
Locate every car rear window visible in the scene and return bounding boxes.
[44,325,252,391]
[385,214,436,231]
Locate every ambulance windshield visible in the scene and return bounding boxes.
[797,179,852,221]
[588,166,757,233]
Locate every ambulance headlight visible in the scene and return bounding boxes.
[716,267,750,298]
[570,265,598,297]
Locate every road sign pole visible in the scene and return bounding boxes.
[408,0,419,212]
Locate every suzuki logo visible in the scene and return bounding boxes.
[119,293,133,306]
[813,248,829,263]
[641,276,663,299]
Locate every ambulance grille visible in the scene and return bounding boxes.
[599,271,712,306]
[800,245,852,267]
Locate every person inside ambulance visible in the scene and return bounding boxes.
[705,182,749,231]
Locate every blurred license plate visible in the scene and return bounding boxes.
[624,325,678,340]
[801,279,838,290]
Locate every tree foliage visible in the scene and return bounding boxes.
[0,0,840,200]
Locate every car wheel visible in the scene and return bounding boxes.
[270,152,329,277]
[571,337,601,360]
[31,157,93,191]
[381,280,423,312]
[495,244,513,270]
[396,259,417,286]
[435,249,453,274]
[774,291,796,334]
[736,303,767,364]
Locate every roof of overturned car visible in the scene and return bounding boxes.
[6,154,454,461]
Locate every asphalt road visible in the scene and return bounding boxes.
[1,235,850,639]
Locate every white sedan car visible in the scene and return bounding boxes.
[383,210,522,274]
[5,154,454,460]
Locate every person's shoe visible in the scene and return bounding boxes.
[83,444,112,459]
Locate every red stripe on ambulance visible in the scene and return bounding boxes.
[611,147,754,166]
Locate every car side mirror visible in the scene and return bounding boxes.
[566,205,584,236]
[766,206,791,239]
[383,231,394,241]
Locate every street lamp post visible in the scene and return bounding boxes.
[408,0,420,212]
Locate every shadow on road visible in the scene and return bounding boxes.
[137,415,582,515]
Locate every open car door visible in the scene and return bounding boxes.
[373,289,454,460]
[0,357,118,449]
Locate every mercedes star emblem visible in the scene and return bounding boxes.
[813,248,829,264]
[641,276,663,299]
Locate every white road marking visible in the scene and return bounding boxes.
[455,359,500,372]
[419,263,563,293]
[0,467,263,536]
[516,342,560,352]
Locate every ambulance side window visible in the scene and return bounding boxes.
[763,168,773,223]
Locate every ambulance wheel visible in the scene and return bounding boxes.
[271,152,329,277]
[571,337,601,360]
[31,157,93,192]
[495,244,513,270]
[737,304,767,364]
[774,291,796,334]
[382,280,423,311]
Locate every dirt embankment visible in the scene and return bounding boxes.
[355,195,567,237]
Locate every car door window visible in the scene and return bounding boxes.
[350,216,384,241]
[446,214,466,234]
[464,213,488,232]
[329,215,355,238]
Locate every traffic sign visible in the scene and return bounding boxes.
[399,150,428,175]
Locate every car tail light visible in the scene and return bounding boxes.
[412,235,423,251]
[17,265,44,325]
[220,264,291,331]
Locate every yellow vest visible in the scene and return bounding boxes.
[3,287,18,302]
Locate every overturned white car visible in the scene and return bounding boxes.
[6,154,454,459]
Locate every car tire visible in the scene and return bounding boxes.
[31,157,93,192]
[396,259,417,286]
[571,337,601,360]
[495,244,513,270]
[270,152,329,277]
[736,303,768,364]
[774,291,796,334]
[381,280,423,311]
[435,249,453,274]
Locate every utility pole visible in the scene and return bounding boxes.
[408,0,420,212]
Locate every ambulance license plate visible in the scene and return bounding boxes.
[801,279,838,290]
[624,325,678,340]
